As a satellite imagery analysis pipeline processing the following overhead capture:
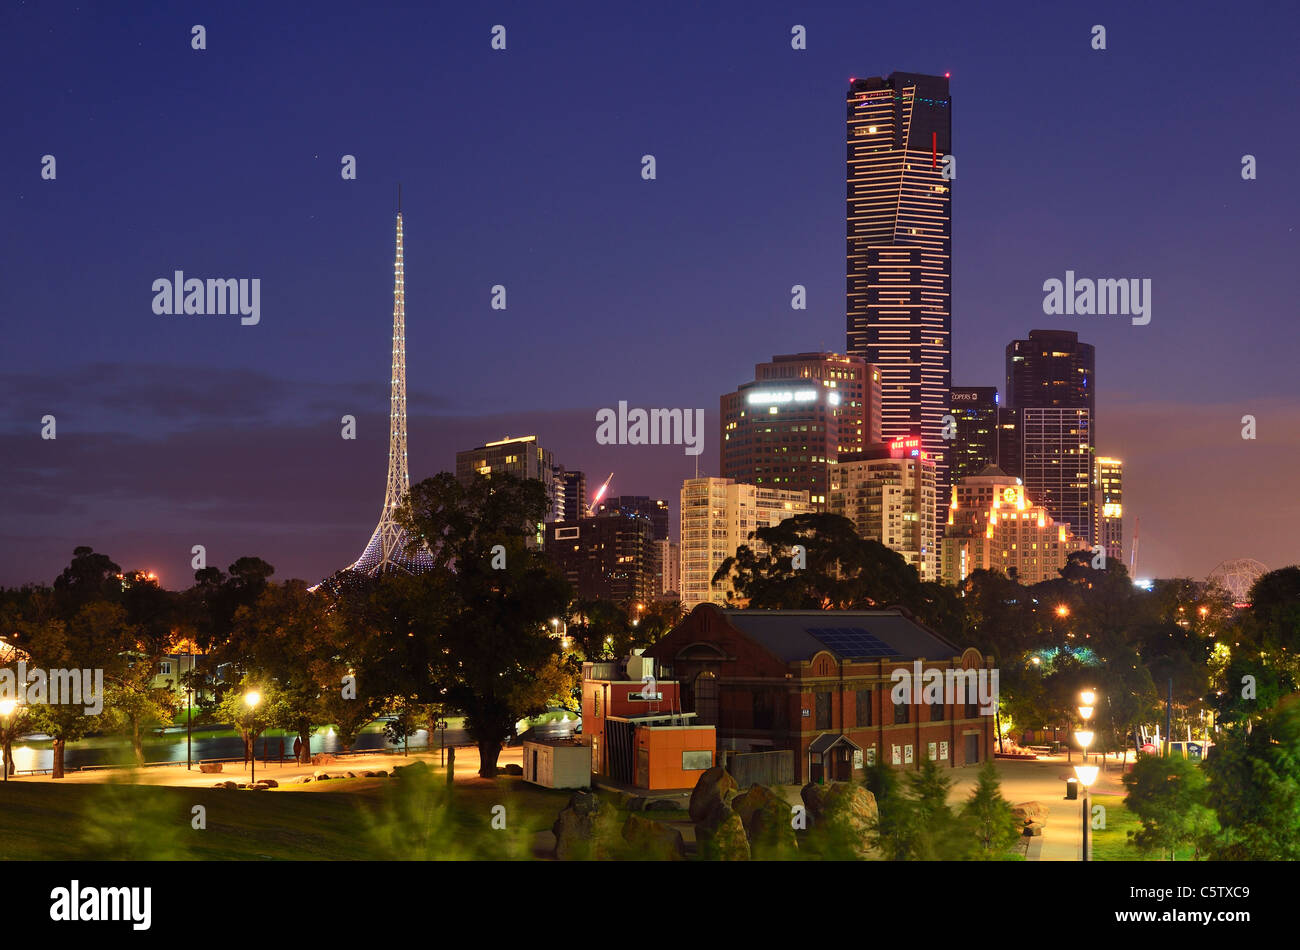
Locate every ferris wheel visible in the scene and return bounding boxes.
[1207,558,1269,603]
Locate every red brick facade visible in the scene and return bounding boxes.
[645,604,996,783]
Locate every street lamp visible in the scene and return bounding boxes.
[244,690,262,786]
[1073,688,1100,861]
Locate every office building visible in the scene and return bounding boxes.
[846,72,953,532]
[680,477,815,607]
[721,352,880,508]
[1005,330,1096,544]
[544,510,657,604]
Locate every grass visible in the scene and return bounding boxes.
[1089,794,1196,861]
[0,771,574,860]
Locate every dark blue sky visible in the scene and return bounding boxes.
[2,0,1296,587]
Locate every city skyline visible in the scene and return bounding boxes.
[3,1,1297,588]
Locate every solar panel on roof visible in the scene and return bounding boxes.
[806,626,895,657]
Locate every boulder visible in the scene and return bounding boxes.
[214,781,239,789]
[688,766,737,824]
[732,784,799,858]
[256,779,278,789]
[346,770,358,779]
[803,781,878,859]
[362,770,377,778]
[373,770,388,778]
[502,764,523,776]
[314,771,331,781]
[1023,820,1044,837]
[1011,801,1048,824]
[391,760,430,779]
[645,798,681,813]
[621,813,685,861]
[552,790,621,860]
[199,762,223,774]
[311,753,338,766]
[296,775,313,784]
[695,801,750,860]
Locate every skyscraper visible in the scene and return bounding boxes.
[1005,330,1096,544]
[830,440,937,581]
[846,72,953,533]
[341,207,433,577]
[949,386,1000,481]
[721,352,880,509]
[1095,456,1123,565]
[558,469,587,523]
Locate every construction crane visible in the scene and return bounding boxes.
[588,472,614,516]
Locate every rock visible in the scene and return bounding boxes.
[391,760,430,778]
[199,762,223,774]
[362,770,377,778]
[1012,801,1048,824]
[688,766,737,824]
[1023,821,1044,837]
[346,770,358,779]
[552,790,621,860]
[249,784,267,790]
[502,764,523,776]
[645,798,681,813]
[732,784,799,858]
[695,802,750,860]
[803,781,878,859]
[311,753,338,766]
[622,813,685,860]
[296,775,312,784]
[314,771,331,781]
[214,781,239,789]
[257,779,278,789]
[374,770,388,778]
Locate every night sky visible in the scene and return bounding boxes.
[2,0,1296,588]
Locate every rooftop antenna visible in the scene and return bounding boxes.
[397,182,401,213]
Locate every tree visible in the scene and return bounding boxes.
[214,678,286,766]
[904,757,978,860]
[961,760,1023,858]
[1123,753,1217,860]
[1204,696,1300,860]
[714,513,925,610]
[103,662,178,767]
[396,471,572,776]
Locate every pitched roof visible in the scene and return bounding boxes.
[720,608,958,662]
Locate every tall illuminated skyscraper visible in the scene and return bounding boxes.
[846,72,952,532]
[1006,330,1096,544]
[344,206,434,576]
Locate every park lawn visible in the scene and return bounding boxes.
[1089,794,1195,861]
[0,773,576,861]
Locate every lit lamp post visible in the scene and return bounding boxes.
[1074,688,1099,861]
[244,690,262,786]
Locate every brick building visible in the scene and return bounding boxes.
[645,604,995,783]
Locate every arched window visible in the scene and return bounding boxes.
[694,672,719,726]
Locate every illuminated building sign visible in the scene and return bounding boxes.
[745,389,818,406]
[889,436,922,458]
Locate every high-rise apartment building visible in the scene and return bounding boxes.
[721,352,880,509]
[679,477,815,607]
[940,466,1086,586]
[830,440,937,581]
[656,539,681,600]
[846,72,953,532]
[455,435,558,545]
[1095,456,1123,565]
[1006,330,1096,544]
